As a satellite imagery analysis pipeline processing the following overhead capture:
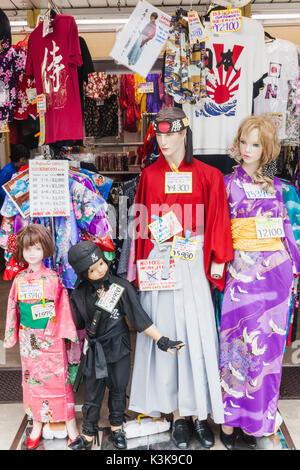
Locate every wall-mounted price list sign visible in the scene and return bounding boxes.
[29,160,70,217]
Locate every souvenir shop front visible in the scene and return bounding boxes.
[0,0,299,453]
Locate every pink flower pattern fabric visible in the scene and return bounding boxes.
[4,263,78,422]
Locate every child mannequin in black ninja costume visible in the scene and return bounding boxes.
[68,241,184,450]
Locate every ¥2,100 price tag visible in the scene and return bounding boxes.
[255,218,285,239]
[171,236,198,261]
[18,280,44,301]
[31,302,55,321]
[148,211,183,245]
[210,8,242,34]
[243,183,275,199]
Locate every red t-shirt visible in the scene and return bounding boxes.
[26,15,83,144]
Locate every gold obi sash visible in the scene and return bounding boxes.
[231,217,285,252]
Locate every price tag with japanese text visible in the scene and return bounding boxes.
[188,10,209,44]
[243,183,276,199]
[165,172,192,194]
[18,280,44,301]
[137,258,178,291]
[171,236,198,261]
[210,8,242,34]
[138,82,154,93]
[95,283,125,313]
[255,218,285,239]
[31,302,55,321]
[148,211,183,244]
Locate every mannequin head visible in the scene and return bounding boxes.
[15,224,55,270]
[230,115,280,191]
[153,107,193,164]
[68,241,110,285]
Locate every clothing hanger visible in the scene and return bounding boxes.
[264,31,275,41]
[203,4,225,22]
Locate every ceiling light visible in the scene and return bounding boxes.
[10,21,28,26]
[252,13,300,20]
[75,19,128,25]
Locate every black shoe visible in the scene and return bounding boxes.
[68,434,94,450]
[194,419,215,448]
[112,429,127,449]
[220,427,236,450]
[172,419,190,449]
[240,429,257,449]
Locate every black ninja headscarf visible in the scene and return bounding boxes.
[68,241,111,290]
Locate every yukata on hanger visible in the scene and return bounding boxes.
[219,166,300,436]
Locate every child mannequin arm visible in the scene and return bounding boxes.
[143,324,185,354]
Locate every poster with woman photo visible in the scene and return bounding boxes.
[111,1,171,78]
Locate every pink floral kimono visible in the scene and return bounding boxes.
[4,263,79,423]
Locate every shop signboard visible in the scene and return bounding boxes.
[110,0,171,78]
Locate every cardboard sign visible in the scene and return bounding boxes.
[18,280,44,301]
[171,236,198,261]
[29,160,70,217]
[148,211,183,244]
[210,8,242,34]
[31,302,55,321]
[243,183,276,199]
[95,283,125,313]
[165,172,192,194]
[255,218,285,239]
[137,258,177,291]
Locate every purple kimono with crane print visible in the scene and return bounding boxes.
[219,166,300,436]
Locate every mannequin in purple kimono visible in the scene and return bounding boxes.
[219,115,300,449]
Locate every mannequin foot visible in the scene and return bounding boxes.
[26,422,43,450]
[220,425,236,450]
[68,433,94,450]
[172,419,189,449]
[193,419,215,448]
[66,418,79,442]
[240,429,257,449]
[111,426,127,449]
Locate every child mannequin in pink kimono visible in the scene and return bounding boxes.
[4,224,79,449]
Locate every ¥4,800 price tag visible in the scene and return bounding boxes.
[165,172,192,194]
[255,218,285,239]
[171,236,198,261]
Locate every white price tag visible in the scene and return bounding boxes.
[171,236,198,261]
[255,218,285,239]
[95,283,125,313]
[188,10,209,44]
[18,280,44,301]
[243,183,275,200]
[148,211,183,244]
[31,302,55,321]
[137,259,177,291]
[165,172,192,194]
[210,8,242,34]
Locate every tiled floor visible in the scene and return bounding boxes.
[0,277,300,451]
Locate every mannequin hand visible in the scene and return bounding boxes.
[157,336,185,354]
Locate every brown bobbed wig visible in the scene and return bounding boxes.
[154,107,193,163]
[15,224,55,264]
[230,114,280,193]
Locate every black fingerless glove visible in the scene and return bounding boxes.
[157,336,184,352]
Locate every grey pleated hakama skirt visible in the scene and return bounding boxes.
[129,235,225,423]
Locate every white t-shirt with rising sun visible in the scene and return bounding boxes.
[183,17,268,155]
